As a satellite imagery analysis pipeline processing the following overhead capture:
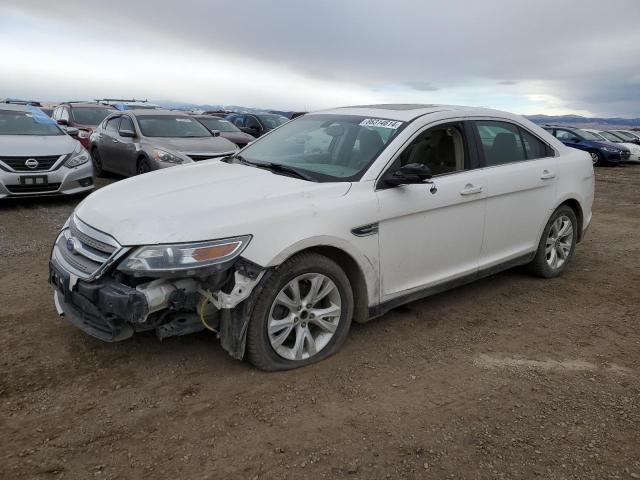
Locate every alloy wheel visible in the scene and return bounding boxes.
[267,273,342,361]
[545,215,573,270]
[590,152,599,165]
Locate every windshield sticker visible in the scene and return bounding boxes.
[360,118,403,129]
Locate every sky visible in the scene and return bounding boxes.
[1,0,639,117]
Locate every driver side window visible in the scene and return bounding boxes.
[555,129,578,141]
[397,124,466,176]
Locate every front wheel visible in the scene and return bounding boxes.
[91,148,104,177]
[137,158,151,175]
[590,150,603,167]
[526,205,578,278]
[246,252,354,371]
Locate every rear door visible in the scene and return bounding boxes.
[472,120,558,269]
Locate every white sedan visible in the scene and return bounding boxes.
[50,104,594,370]
[583,128,640,162]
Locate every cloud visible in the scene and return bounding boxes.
[2,0,640,116]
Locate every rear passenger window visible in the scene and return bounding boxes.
[475,121,525,166]
[520,128,550,160]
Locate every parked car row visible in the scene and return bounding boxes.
[543,125,640,165]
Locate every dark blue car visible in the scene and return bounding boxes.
[543,126,630,166]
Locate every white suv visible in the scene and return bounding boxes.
[49,104,594,370]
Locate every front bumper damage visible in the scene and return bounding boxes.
[49,256,267,359]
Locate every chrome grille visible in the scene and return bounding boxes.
[52,216,125,280]
[0,155,64,172]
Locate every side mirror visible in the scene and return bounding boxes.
[210,129,221,137]
[65,127,79,137]
[119,129,135,138]
[385,163,433,187]
[573,138,581,143]
[57,118,68,126]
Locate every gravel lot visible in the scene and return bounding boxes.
[1,167,639,479]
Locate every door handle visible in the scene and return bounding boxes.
[112,139,119,143]
[460,184,483,196]
[540,170,556,180]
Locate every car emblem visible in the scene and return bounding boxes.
[25,158,39,169]
[66,237,80,254]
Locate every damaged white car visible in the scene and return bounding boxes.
[49,104,594,370]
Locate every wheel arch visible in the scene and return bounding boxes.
[296,245,369,324]
[556,197,584,242]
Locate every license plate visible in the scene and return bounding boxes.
[20,175,48,185]
[49,262,70,298]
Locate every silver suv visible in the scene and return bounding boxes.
[89,110,239,176]
[0,104,94,199]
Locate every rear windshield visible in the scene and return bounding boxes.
[71,107,114,126]
[0,110,62,136]
[197,117,240,132]
[257,114,288,129]
[137,115,212,137]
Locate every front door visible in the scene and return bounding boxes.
[376,121,487,301]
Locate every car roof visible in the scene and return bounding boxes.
[314,104,524,122]
[0,103,29,112]
[64,102,116,109]
[124,109,190,116]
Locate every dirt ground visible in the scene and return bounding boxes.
[1,167,639,480]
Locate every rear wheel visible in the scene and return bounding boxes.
[137,157,151,175]
[526,205,578,278]
[91,148,104,177]
[247,252,354,371]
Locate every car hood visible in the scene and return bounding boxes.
[0,134,78,156]
[220,131,255,144]
[149,136,238,155]
[75,160,351,246]
[593,141,628,151]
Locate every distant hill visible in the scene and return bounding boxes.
[152,100,640,129]
[525,114,640,130]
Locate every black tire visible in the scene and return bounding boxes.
[137,157,151,175]
[526,205,578,278]
[589,150,604,167]
[247,252,354,371]
[91,147,104,177]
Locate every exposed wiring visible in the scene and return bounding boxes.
[197,289,218,332]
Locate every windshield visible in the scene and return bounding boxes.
[197,117,240,133]
[577,129,602,141]
[137,115,212,137]
[598,131,623,142]
[612,131,637,141]
[257,114,288,129]
[71,107,114,126]
[0,110,62,136]
[236,114,406,182]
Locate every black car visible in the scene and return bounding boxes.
[225,113,288,138]
[543,126,629,166]
[193,115,255,148]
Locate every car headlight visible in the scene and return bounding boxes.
[154,148,184,164]
[64,145,90,168]
[78,129,91,139]
[117,235,252,274]
[601,146,621,153]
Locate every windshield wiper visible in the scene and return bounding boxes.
[229,156,316,182]
[258,162,316,182]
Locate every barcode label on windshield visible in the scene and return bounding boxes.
[360,118,403,129]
